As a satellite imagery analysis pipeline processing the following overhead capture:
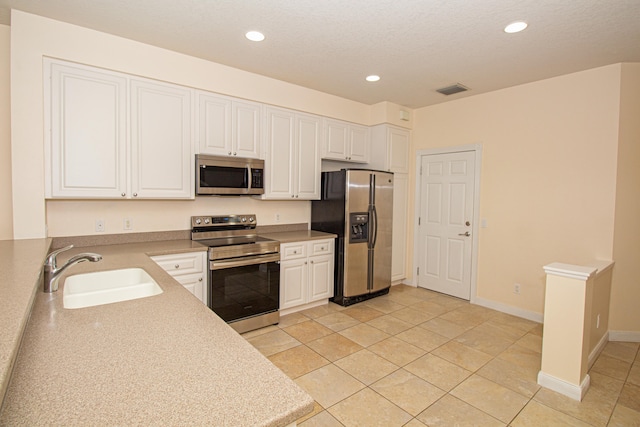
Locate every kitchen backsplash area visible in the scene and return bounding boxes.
[45,198,311,238]
[50,221,308,250]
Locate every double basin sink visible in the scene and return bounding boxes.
[63,268,163,309]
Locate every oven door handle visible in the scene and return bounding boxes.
[210,253,280,270]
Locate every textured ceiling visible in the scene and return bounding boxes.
[1,0,639,108]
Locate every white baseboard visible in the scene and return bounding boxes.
[537,371,590,401]
[473,296,543,323]
[609,330,640,342]
[588,331,609,369]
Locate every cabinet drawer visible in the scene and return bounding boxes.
[280,243,307,261]
[310,239,333,256]
[151,252,204,276]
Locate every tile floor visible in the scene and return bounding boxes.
[242,285,640,426]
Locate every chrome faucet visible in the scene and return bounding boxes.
[43,245,103,293]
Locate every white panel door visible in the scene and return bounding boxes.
[348,124,370,163]
[418,151,475,299]
[264,107,296,198]
[295,113,322,200]
[197,92,232,155]
[308,254,333,302]
[324,118,348,160]
[130,79,193,199]
[48,62,127,198]
[280,260,307,309]
[232,100,261,158]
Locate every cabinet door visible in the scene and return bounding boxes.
[392,173,408,281]
[388,127,410,173]
[295,113,322,200]
[47,61,127,198]
[348,124,370,163]
[263,107,296,199]
[176,272,207,304]
[233,100,261,158]
[308,254,334,302]
[323,119,348,160]
[197,92,232,156]
[280,259,307,309]
[130,79,194,199]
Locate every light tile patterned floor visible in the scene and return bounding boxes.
[242,285,640,426]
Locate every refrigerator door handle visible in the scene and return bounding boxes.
[371,205,378,248]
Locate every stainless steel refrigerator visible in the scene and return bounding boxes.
[311,169,393,306]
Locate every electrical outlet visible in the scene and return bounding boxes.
[514,283,521,295]
[123,218,133,230]
[95,219,105,232]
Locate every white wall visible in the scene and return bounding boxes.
[9,11,410,239]
[0,24,12,240]
[610,63,640,334]
[412,65,622,317]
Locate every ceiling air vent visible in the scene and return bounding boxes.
[436,83,469,96]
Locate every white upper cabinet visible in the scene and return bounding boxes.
[46,61,128,198]
[130,78,193,199]
[368,124,410,173]
[197,92,261,158]
[263,106,321,200]
[323,118,370,163]
[45,59,194,199]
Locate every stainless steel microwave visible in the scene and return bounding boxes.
[195,155,265,195]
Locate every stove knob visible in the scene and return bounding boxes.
[249,217,255,222]
[241,217,247,223]
[195,218,202,225]
[204,218,211,224]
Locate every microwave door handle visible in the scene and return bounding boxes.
[247,166,252,191]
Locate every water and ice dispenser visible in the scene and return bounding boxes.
[349,213,369,243]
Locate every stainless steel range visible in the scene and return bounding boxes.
[191,214,280,334]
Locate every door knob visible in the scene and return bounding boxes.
[458,231,471,237]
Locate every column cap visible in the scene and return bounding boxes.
[543,263,597,280]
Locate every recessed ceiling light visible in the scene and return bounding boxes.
[504,21,528,33]
[245,31,265,42]
[366,75,380,82]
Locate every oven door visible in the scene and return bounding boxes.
[208,253,280,323]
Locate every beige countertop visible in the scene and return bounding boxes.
[0,238,53,406]
[261,230,337,244]
[0,239,313,426]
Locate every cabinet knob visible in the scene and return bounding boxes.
[174,264,180,269]
[133,193,138,197]
[228,151,232,155]
[310,260,314,264]
[291,195,295,198]
[293,250,297,254]
[233,152,237,156]
[320,247,325,250]
[304,261,307,265]
[198,277,203,282]
[121,193,126,197]
[295,195,299,198]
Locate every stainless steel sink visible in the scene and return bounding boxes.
[63,268,163,309]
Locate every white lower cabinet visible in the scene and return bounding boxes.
[151,252,208,304]
[280,239,334,314]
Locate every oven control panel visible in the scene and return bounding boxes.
[192,214,256,228]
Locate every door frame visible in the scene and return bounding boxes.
[412,144,482,302]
